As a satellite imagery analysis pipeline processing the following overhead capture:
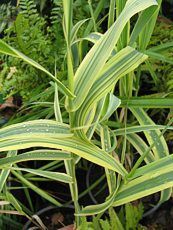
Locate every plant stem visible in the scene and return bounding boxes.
[61,0,81,226]
[88,0,97,32]
[84,0,105,36]
[66,47,81,228]
[64,160,80,226]
[108,0,116,28]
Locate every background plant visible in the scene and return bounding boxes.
[0,0,64,101]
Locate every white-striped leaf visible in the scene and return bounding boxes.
[74,47,147,138]
[0,119,72,141]
[113,154,173,207]
[72,0,157,111]
[0,122,127,176]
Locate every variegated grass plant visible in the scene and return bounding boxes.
[0,0,173,228]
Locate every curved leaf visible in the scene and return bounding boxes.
[0,122,127,176]
[72,0,157,111]
[0,151,17,193]
[0,119,73,141]
[74,47,147,138]
[77,189,117,216]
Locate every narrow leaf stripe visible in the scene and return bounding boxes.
[121,98,173,108]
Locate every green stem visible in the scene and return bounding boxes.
[66,36,80,227]
[64,159,80,226]
[100,126,117,194]
[88,0,98,32]
[66,49,81,226]
[135,66,141,97]
[117,108,127,186]
[108,0,116,28]
[84,0,105,36]
[62,1,81,226]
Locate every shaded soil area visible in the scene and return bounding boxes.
[141,200,173,230]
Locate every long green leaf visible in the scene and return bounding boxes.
[138,0,162,51]
[6,192,25,215]
[84,0,105,36]
[127,134,155,163]
[0,150,71,168]
[10,167,72,184]
[130,154,173,179]
[77,189,118,216]
[130,108,171,204]
[0,137,126,176]
[145,50,173,64]
[62,0,73,45]
[147,41,173,53]
[71,19,89,43]
[54,83,63,123]
[129,3,158,45]
[108,0,116,28]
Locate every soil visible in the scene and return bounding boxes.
[23,207,74,230]
[141,199,173,230]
